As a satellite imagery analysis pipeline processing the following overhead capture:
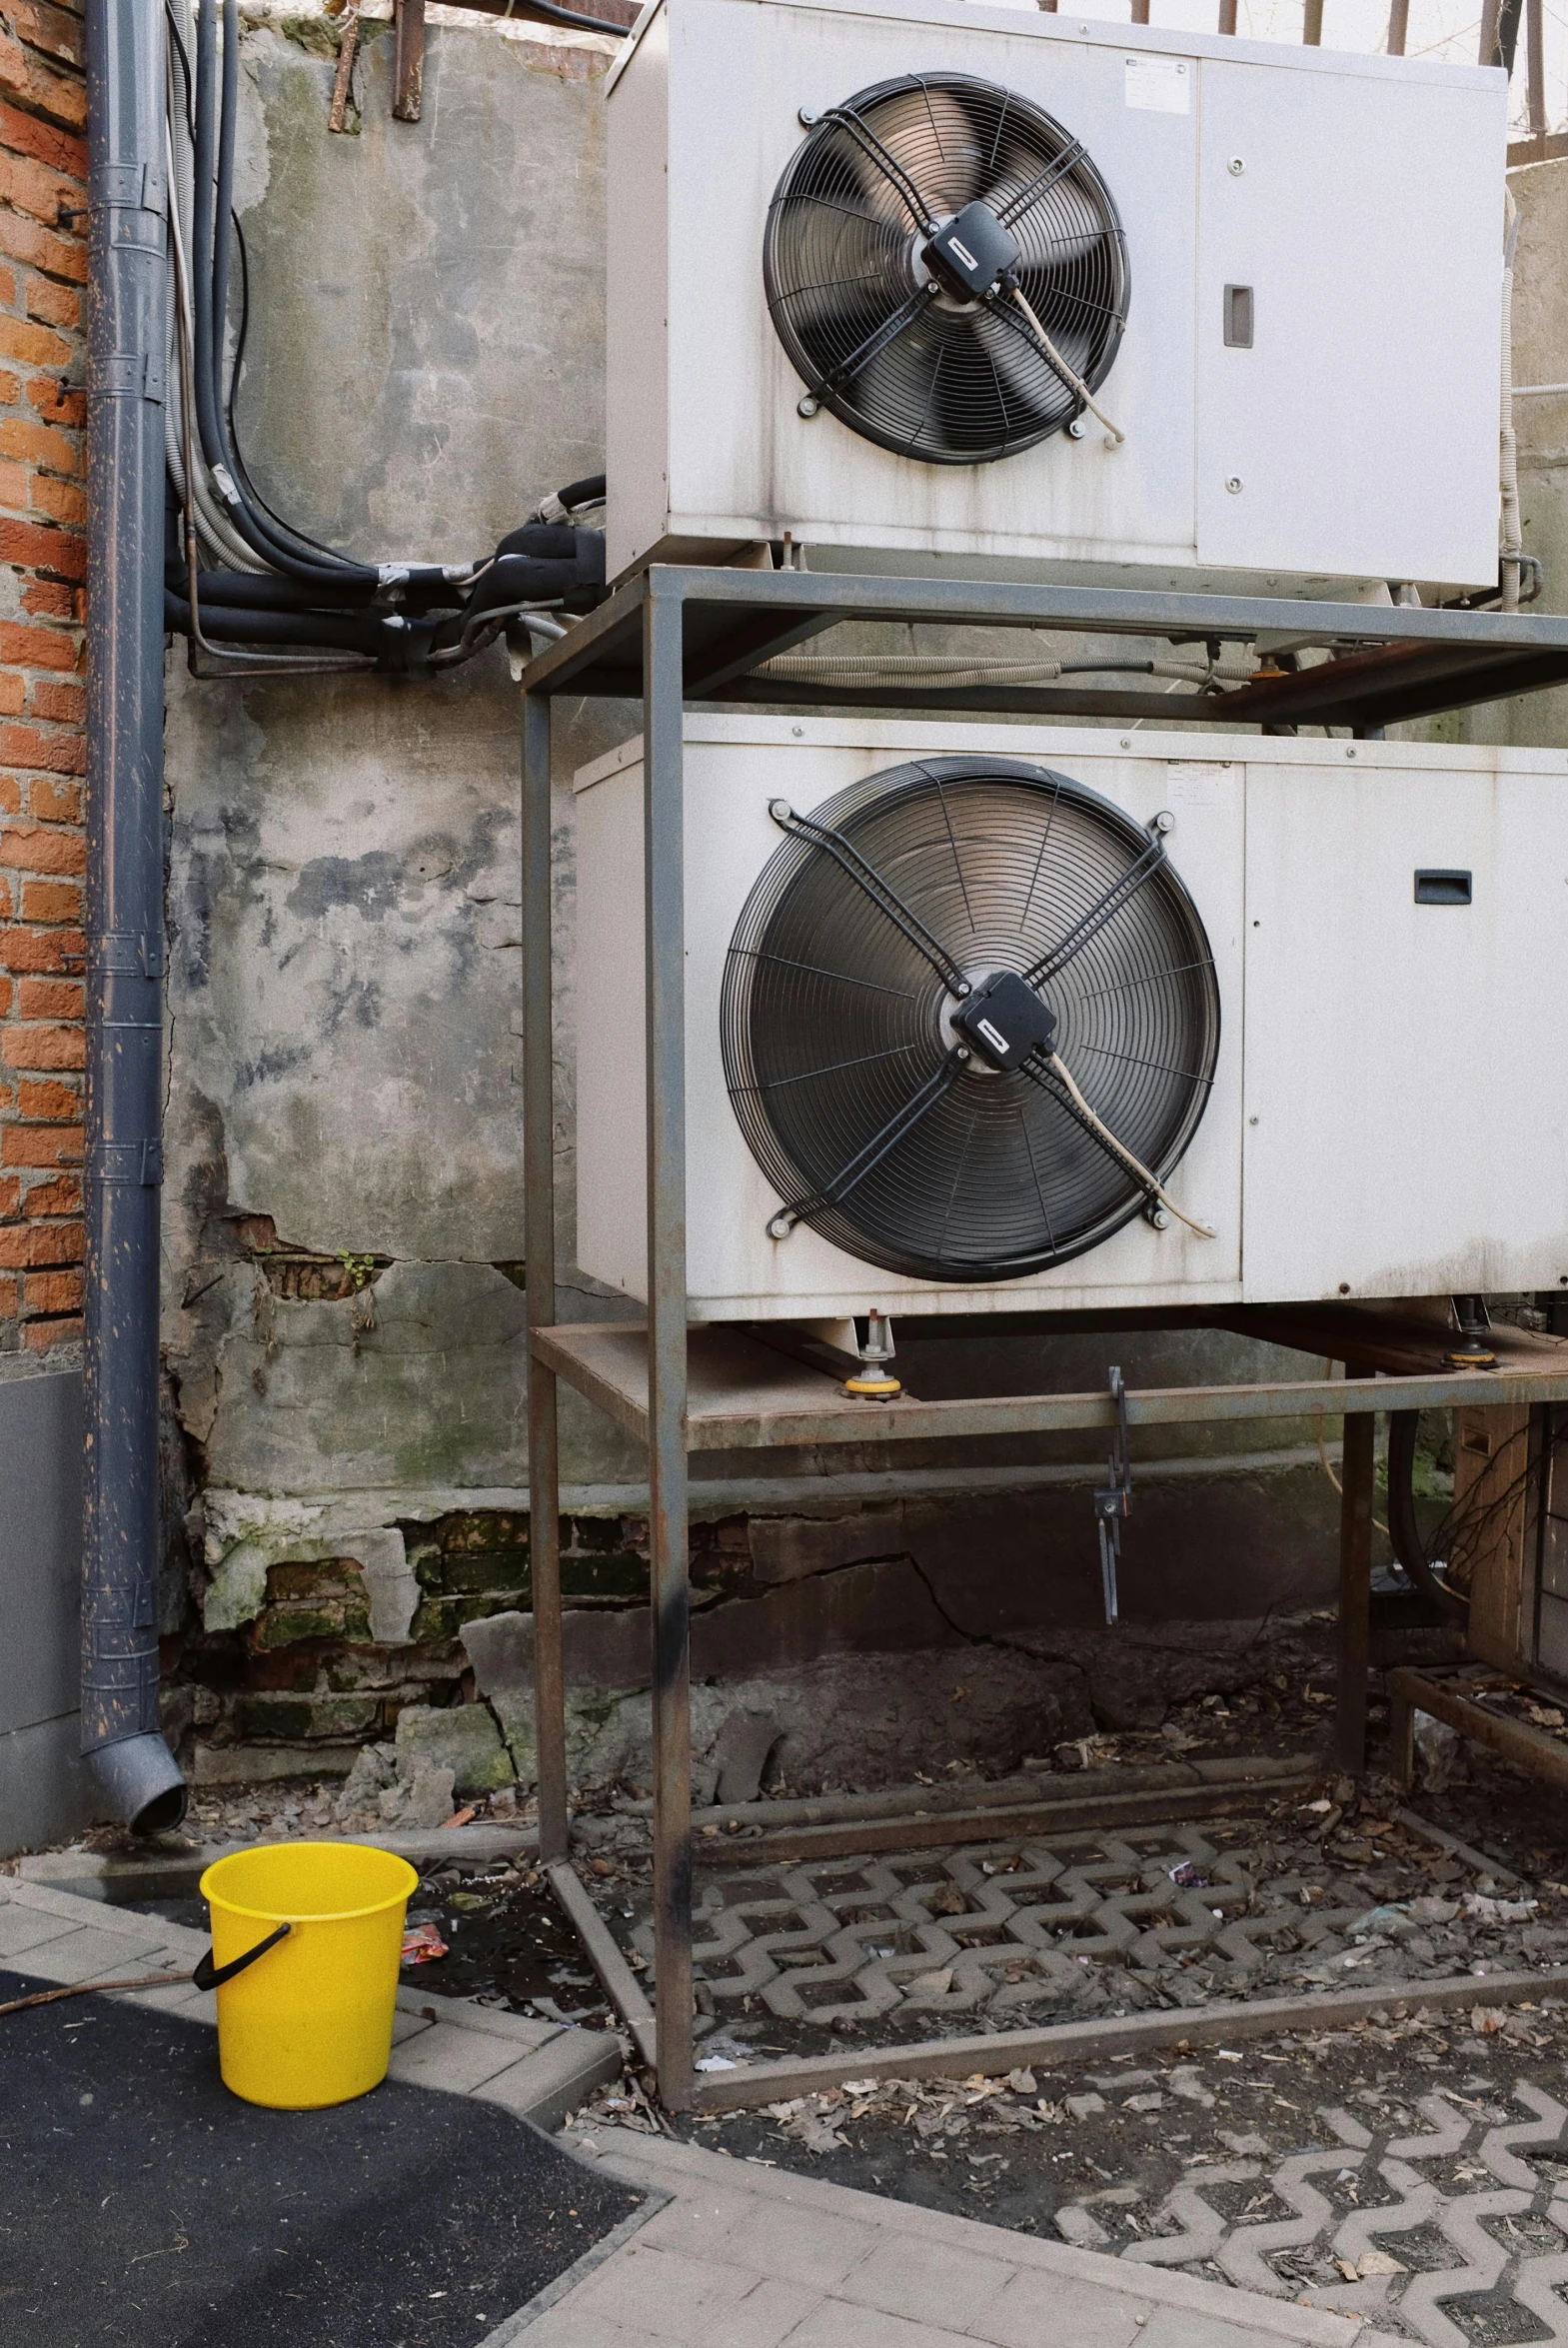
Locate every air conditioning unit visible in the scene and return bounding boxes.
[575,717,1568,1321]
[605,0,1505,597]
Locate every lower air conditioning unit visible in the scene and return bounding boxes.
[575,717,1568,1321]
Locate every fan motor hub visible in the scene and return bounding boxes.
[950,969,1057,1072]
[919,200,1018,304]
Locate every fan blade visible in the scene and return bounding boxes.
[869,81,991,217]
[777,272,909,369]
[962,305,1068,438]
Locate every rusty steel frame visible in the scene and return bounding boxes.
[519,565,1568,2109]
[1389,1665,1568,1794]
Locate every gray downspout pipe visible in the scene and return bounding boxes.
[81,0,188,1831]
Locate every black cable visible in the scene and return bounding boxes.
[224,209,361,569]
[193,0,380,586]
[515,0,631,34]
[163,587,386,652]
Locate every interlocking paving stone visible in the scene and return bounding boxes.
[1059,2079,1568,2345]
[625,1831,1388,2029]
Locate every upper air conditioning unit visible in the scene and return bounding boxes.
[575,717,1568,1322]
[605,0,1505,597]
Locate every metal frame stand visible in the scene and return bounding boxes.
[520,564,1568,2111]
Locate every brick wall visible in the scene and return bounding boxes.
[0,0,86,1353]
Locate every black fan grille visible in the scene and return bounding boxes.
[763,73,1129,464]
[721,761,1218,1283]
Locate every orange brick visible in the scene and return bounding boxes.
[0,414,78,473]
[26,376,83,429]
[18,579,76,620]
[1,919,83,968]
[0,975,9,1017]
[28,774,80,818]
[0,514,82,580]
[0,723,84,776]
[18,880,80,921]
[9,0,85,72]
[0,34,86,132]
[0,1121,81,1166]
[30,473,84,527]
[0,776,19,816]
[2,1022,84,1069]
[0,674,24,718]
[24,1311,82,1347]
[1,819,83,872]
[26,678,85,727]
[0,148,82,234]
[21,1171,78,1216]
[0,1273,17,1318]
[0,370,17,403]
[24,274,77,331]
[0,458,28,514]
[0,310,71,371]
[0,1081,11,1113]
[0,257,13,305]
[0,874,11,918]
[0,203,83,283]
[18,977,80,1019]
[0,97,85,177]
[18,1076,78,1119]
[0,1218,79,1267]
[0,620,80,670]
[0,1174,20,1218]
[23,1266,81,1311]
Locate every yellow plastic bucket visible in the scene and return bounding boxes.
[198,1841,419,2110]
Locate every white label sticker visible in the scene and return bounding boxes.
[1124,55,1190,113]
[1165,761,1228,811]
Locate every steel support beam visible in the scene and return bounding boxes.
[1336,1409,1376,1774]
[523,688,568,1865]
[644,583,695,2112]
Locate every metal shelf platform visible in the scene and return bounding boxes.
[519,563,1568,2109]
[520,562,1568,734]
[534,1313,1568,1453]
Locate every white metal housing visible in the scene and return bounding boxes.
[606,0,1505,597]
[575,717,1568,1321]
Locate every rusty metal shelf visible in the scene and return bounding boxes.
[519,563,1568,734]
[532,1312,1568,1452]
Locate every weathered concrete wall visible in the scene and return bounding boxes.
[1414,155,1568,751]
[161,7,1346,1783]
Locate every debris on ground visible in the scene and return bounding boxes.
[572,1998,1568,2344]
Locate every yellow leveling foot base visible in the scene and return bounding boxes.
[842,1373,902,1399]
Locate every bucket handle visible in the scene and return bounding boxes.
[193,1919,292,1991]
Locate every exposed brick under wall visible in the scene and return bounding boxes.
[0,0,87,1352]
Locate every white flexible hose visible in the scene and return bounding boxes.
[1009,285,1125,448]
[755,651,1255,690]
[1044,1049,1215,1238]
[759,654,1065,690]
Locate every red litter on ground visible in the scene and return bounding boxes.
[401,1922,449,1964]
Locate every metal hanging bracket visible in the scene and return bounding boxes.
[1092,1363,1131,1625]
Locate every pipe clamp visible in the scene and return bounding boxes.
[88,1140,163,1186]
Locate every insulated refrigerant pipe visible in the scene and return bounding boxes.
[82,0,189,1830]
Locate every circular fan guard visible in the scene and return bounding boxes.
[721,760,1219,1283]
[764,73,1129,464]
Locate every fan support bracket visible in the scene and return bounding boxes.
[1092,1363,1132,1627]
